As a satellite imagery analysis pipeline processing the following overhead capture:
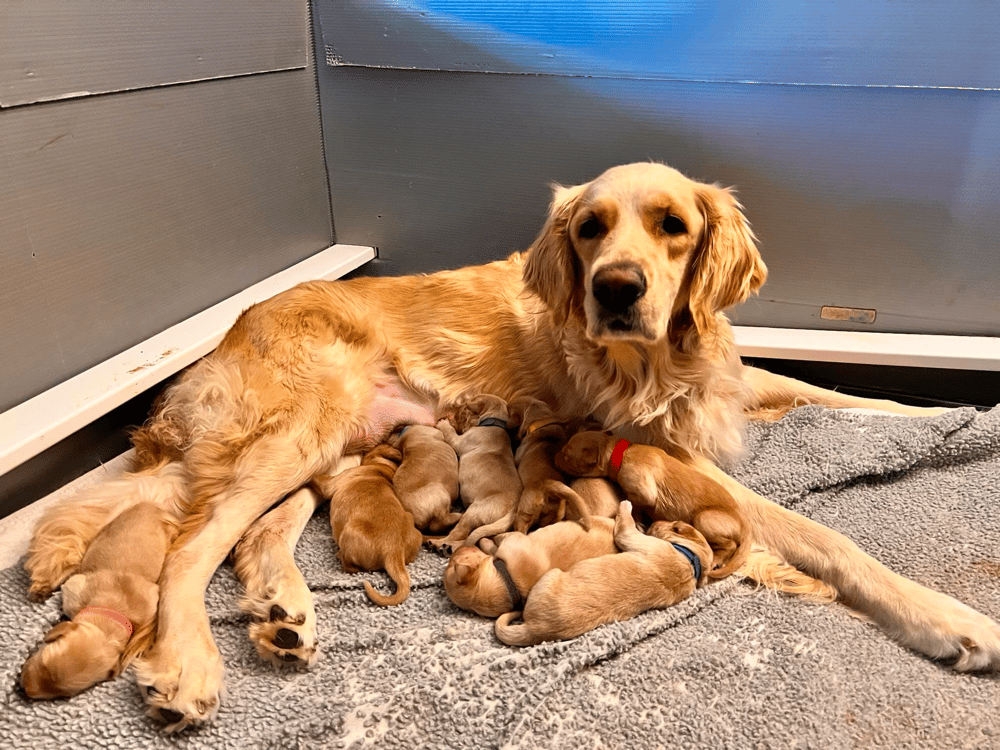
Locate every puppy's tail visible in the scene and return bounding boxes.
[363,559,411,607]
[543,481,592,531]
[494,611,539,647]
[465,509,515,547]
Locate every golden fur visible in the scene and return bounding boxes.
[319,445,423,607]
[26,161,999,728]
[444,516,618,618]
[21,502,177,699]
[386,424,462,533]
[556,429,749,578]
[494,502,713,645]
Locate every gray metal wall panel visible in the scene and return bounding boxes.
[0,69,332,411]
[318,0,1000,335]
[322,0,1000,88]
[316,64,999,336]
[0,1,307,107]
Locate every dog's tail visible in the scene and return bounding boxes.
[494,611,539,646]
[363,559,411,606]
[543,481,592,531]
[25,460,187,601]
[465,508,515,547]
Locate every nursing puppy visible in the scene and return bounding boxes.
[495,502,712,646]
[444,516,618,617]
[432,395,522,549]
[318,445,423,606]
[21,502,176,699]
[556,430,749,578]
[386,424,462,533]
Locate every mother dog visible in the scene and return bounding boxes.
[26,162,1000,729]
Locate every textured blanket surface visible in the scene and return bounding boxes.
[2,406,998,749]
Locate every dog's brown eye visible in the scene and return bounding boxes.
[578,217,604,239]
[661,215,686,235]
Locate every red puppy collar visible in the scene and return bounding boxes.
[77,606,133,638]
[608,439,631,481]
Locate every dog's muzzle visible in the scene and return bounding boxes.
[592,262,647,334]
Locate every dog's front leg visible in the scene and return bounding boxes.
[692,456,1000,671]
[233,486,327,668]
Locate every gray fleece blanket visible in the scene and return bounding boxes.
[2,406,998,749]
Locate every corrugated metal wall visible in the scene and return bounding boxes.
[0,1,334,413]
[316,0,1000,336]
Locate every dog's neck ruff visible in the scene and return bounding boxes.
[477,417,508,430]
[492,557,524,611]
[671,543,702,582]
[608,439,631,481]
[77,606,133,638]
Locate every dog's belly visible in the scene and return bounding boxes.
[348,374,437,452]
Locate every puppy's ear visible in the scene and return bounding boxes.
[687,183,767,336]
[523,181,588,320]
[452,561,479,585]
[43,620,76,643]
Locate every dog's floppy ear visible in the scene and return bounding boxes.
[523,181,589,321]
[687,183,767,336]
[43,620,76,643]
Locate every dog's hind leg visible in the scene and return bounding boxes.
[25,460,186,600]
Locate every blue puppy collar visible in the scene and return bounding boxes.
[671,542,702,582]
[477,417,508,430]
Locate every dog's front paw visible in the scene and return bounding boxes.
[134,634,225,732]
[246,596,318,668]
[923,597,1000,671]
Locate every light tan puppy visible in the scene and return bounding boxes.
[495,501,712,646]
[21,502,177,699]
[432,395,522,549]
[386,424,462,533]
[569,477,625,518]
[318,445,423,606]
[444,516,618,617]
[556,430,749,578]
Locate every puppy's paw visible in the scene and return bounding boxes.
[135,633,224,732]
[424,537,456,556]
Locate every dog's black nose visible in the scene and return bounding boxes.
[592,263,647,314]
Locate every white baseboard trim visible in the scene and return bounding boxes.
[734,326,1000,371]
[0,244,375,477]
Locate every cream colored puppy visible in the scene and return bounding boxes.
[444,516,618,617]
[387,424,462,533]
[494,501,712,646]
[21,502,177,699]
[432,395,522,550]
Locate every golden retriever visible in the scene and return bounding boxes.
[494,501,713,646]
[26,161,999,729]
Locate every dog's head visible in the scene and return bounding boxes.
[554,430,615,477]
[648,520,714,587]
[20,619,124,700]
[523,162,767,344]
[448,394,510,434]
[443,545,513,617]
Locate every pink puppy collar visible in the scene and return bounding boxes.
[77,606,133,638]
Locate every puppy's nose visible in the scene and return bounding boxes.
[592,263,646,314]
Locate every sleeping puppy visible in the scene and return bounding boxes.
[431,394,522,550]
[444,516,618,617]
[556,430,749,578]
[569,477,625,519]
[317,444,423,606]
[507,396,593,534]
[21,502,177,699]
[494,501,712,646]
[386,424,462,533]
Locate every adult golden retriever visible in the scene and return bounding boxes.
[26,162,1000,729]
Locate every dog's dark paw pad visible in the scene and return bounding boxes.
[269,604,287,622]
[280,652,302,663]
[157,708,185,726]
[273,628,300,650]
